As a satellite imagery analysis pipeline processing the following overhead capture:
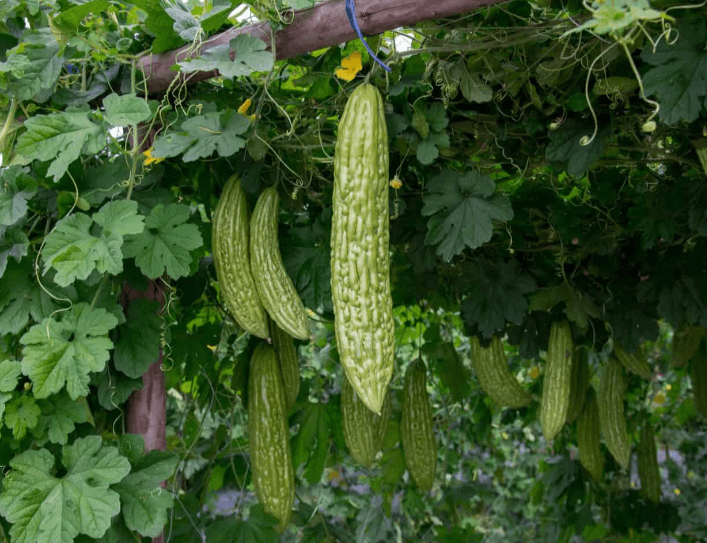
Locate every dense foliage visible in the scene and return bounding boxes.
[1,0,707,541]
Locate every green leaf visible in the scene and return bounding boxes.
[0,225,29,278]
[92,367,143,411]
[42,214,118,286]
[452,60,493,103]
[92,200,145,238]
[530,283,600,331]
[122,203,203,279]
[4,395,40,439]
[546,119,607,178]
[114,299,161,378]
[165,3,201,42]
[20,303,118,400]
[460,260,536,339]
[0,436,131,543]
[103,93,152,126]
[204,504,280,543]
[14,111,104,182]
[642,19,707,125]
[281,209,332,311]
[0,359,22,391]
[0,42,62,101]
[0,166,38,226]
[0,260,71,335]
[422,170,513,261]
[284,0,315,8]
[34,393,93,445]
[42,200,143,286]
[291,401,332,484]
[178,35,274,78]
[151,111,250,162]
[114,434,177,538]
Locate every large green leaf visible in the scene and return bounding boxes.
[0,436,131,543]
[14,111,104,182]
[642,18,707,125]
[20,303,118,399]
[122,203,203,279]
[113,299,161,378]
[422,170,513,261]
[178,35,274,78]
[114,434,177,538]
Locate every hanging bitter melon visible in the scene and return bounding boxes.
[250,187,311,340]
[331,83,394,415]
[211,175,269,338]
[470,335,532,409]
[248,344,294,531]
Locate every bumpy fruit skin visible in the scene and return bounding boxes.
[566,348,590,424]
[248,344,295,531]
[401,359,436,491]
[331,83,394,415]
[672,324,706,367]
[598,357,631,470]
[250,188,310,340]
[341,376,390,467]
[540,320,574,440]
[638,421,661,503]
[211,175,269,338]
[271,322,300,412]
[690,341,707,418]
[470,335,532,409]
[577,388,604,482]
[613,342,651,379]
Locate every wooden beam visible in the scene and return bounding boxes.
[137,0,505,94]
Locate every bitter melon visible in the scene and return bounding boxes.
[248,344,294,531]
[470,335,532,409]
[577,388,604,482]
[672,324,705,367]
[401,359,436,491]
[637,419,661,503]
[598,357,631,470]
[271,321,300,412]
[540,320,574,440]
[566,348,590,425]
[331,83,394,415]
[341,375,390,467]
[211,175,269,338]
[250,187,310,340]
[613,342,651,379]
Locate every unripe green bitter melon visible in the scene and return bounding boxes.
[401,359,436,491]
[211,175,269,338]
[248,344,295,531]
[331,83,394,415]
[598,357,631,470]
[540,320,574,440]
[250,188,310,340]
[341,375,390,467]
[470,335,531,409]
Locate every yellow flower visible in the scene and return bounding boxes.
[143,147,164,165]
[665,384,672,391]
[654,393,666,404]
[674,488,681,496]
[328,469,340,481]
[529,366,540,379]
[335,51,362,81]
[390,176,402,189]
[237,98,252,115]
[238,98,256,122]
